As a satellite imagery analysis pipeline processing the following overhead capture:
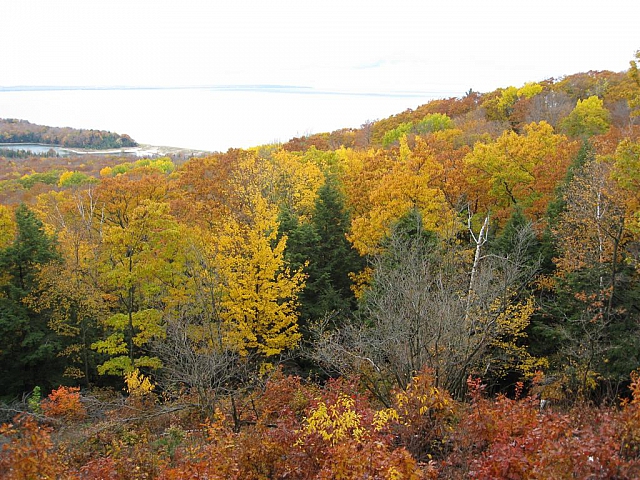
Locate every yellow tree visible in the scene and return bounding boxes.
[0,205,16,290]
[215,194,305,357]
[464,121,576,223]
[93,199,186,375]
[627,50,640,118]
[345,137,452,255]
[560,96,611,138]
[0,205,15,249]
[611,140,640,236]
[268,149,325,221]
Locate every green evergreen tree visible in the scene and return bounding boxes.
[280,176,363,326]
[0,204,62,398]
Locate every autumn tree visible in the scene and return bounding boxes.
[560,95,611,138]
[26,188,108,385]
[551,156,640,397]
[464,121,577,223]
[611,139,640,235]
[0,205,15,249]
[92,200,185,375]
[346,137,453,256]
[215,195,305,358]
[628,50,640,119]
[91,173,182,376]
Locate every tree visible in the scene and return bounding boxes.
[0,205,15,249]
[414,113,455,135]
[560,96,611,138]
[611,140,640,235]
[550,156,639,397]
[280,175,363,325]
[628,50,640,119]
[464,121,576,222]
[346,137,453,255]
[24,188,108,385]
[93,200,184,375]
[312,211,543,401]
[0,204,61,397]
[215,194,305,358]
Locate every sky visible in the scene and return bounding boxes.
[5,1,640,95]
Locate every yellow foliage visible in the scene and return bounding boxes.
[125,368,155,397]
[345,138,453,255]
[0,204,15,249]
[298,394,365,446]
[373,407,400,432]
[271,149,325,220]
[348,266,373,300]
[491,295,549,379]
[215,194,304,357]
[57,170,74,187]
[464,121,570,221]
[517,82,543,99]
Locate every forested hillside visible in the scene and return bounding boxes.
[1,52,639,478]
[0,118,138,149]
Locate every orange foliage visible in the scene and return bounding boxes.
[0,415,64,479]
[41,386,87,421]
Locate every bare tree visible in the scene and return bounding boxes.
[154,311,245,415]
[525,91,574,128]
[311,212,539,401]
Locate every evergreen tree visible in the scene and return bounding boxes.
[280,176,363,326]
[0,204,62,398]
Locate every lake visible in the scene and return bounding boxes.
[0,87,453,152]
[0,143,73,155]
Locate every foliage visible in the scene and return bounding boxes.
[100,157,175,177]
[0,117,137,148]
[560,95,611,137]
[27,386,42,414]
[628,50,640,118]
[0,204,15,248]
[414,113,455,134]
[280,174,363,325]
[18,170,61,189]
[58,170,97,188]
[41,386,87,420]
[1,55,640,477]
[381,122,414,147]
[0,415,64,479]
[124,368,156,398]
[345,137,453,255]
[216,195,305,357]
[465,121,575,222]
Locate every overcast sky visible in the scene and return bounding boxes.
[4,1,639,95]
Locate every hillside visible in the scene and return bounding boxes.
[0,51,639,478]
[0,118,139,150]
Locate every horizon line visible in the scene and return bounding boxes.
[0,84,466,99]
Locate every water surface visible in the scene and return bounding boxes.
[0,87,452,151]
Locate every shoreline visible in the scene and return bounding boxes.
[0,142,211,158]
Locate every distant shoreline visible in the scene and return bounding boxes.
[0,84,462,99]
[0,142,211,157]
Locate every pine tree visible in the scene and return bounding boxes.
[0,204,62,398]
[281,176,363,326]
